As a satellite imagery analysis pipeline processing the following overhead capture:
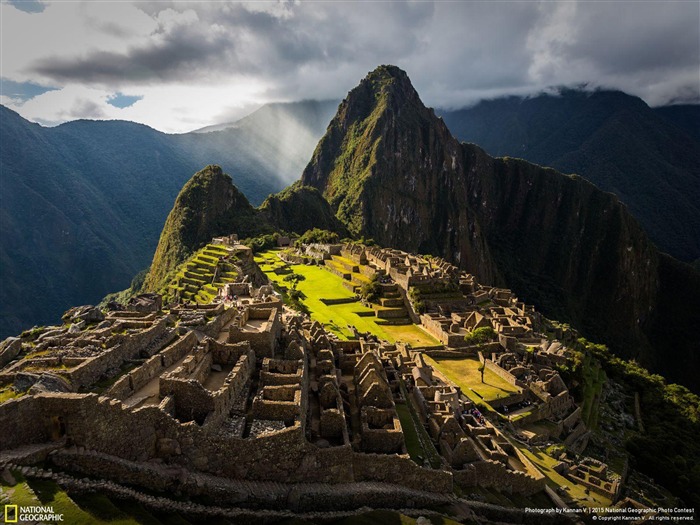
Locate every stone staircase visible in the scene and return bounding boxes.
[373,284,411,325]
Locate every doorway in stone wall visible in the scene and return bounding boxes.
[51,416,66,440]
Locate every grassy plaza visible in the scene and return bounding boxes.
[254,250,440,346]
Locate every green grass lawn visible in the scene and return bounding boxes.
[423,355,520,404]
[256,250,439,346]
[581,353,606,429]
[395,402,424,462]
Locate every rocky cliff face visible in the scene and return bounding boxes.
[302,65,665,372]
[302,65,497,284]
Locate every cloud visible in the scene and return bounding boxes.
[1,0,697,132]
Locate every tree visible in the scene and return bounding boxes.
[360,275,381,303]
[283,273,305,288]
[478,364,485,383]
[464,326,496,345]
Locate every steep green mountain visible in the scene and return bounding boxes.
[142,166,343,293]
[301,65,700,392]
[437,91,700,261]
[259,182,348,236]
[141,165,262,292]
[0,100,337,338]
[0,106,196,339]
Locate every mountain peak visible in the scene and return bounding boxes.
[300,65,451,234]
[141,164,258,292]
[353,64,423,113]
[362,64,412,90]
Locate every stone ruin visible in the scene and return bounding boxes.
[0,239,607,520]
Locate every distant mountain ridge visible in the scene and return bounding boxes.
[192,99,339,134]
[0,101,337,338]
[437,90,700,261]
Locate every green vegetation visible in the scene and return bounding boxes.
[240,232,282,254]
[463,326,496,345]
[423,355,519,405]
[359,275,381,303]
[259,184,347,238]
[101,268,149,307]
[255,250,438,346]
[396,381,442,468]
[0,386,21,403]
[163,243,237,304]
[142,165,264,294]
[296,228,339,245]
[19,326,44,341]
[407,287,426,314]
[303,66,406,235]
[574,339,700,508]
[395,402,425,463]
[2,471,141,525]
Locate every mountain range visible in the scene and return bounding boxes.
[142,66,700,393]
[0,100,336,338]
[1,73,698,373]
[438,90,700,262]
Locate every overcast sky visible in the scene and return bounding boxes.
[1,0,698,133]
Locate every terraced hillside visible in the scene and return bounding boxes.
[165,243,238,304]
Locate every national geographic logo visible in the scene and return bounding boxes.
[3,505,64,522]
[4,505,18,523]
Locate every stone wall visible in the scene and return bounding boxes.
[0,395,48,450]
[419,314,462,346]
[253,386,301,422]
[160,350,253,425]
[458,459,545,496]
[260,359,303,386]
[108,332,198,400]
[483,358,524,388]
[66,318,170,390]
[360,407,404,454]
[208,340,251,365]
[201,307,237,338]
[352,453,452,493]
[228,307,281,358]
